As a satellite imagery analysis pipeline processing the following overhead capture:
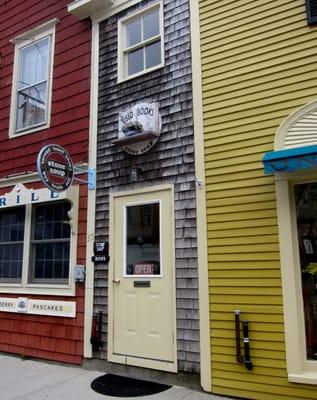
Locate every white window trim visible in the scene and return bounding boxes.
[9,19,58,138]
[0,184,79,296]
[274,100,317,384]
[117,1,164,83]
[276,171,317,384]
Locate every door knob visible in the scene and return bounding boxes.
[112,278,120,283]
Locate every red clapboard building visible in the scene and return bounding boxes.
[0,0,92,364]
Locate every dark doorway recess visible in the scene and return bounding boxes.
[90,373,172,397]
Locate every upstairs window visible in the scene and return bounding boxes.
[9,20,57,137]
[16,37,50,132]
[118,2,164,81]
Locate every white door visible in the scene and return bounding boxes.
[109,187,176,370]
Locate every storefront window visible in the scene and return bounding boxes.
[0,201,71,285]
[30,202,71,283]
[0,207,25,282]
[125,202,160,275]
[295,182,317,360]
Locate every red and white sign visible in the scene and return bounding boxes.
[133,263,155,275]
[37,144,74,192]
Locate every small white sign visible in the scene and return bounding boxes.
[0,184,65,209]
[0,297,17,313]
[0,297,76,318]
[28,299,76,318]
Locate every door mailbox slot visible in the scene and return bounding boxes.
[134,280,151,288]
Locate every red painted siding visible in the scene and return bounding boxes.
[0,0,91,365]
[0,0,91,176]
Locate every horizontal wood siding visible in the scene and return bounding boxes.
[0,0,90,365]
[95,0,199,372]
[0,0,91,176]
[200,0,317,398]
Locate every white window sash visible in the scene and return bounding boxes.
[9,20,57,138]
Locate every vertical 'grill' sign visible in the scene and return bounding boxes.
[37,144,74,192]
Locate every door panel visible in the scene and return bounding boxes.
[112,189,175,363]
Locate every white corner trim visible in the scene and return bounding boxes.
[189,0,212,392]
[83,21,99,359]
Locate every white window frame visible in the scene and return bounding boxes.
[0,184,78,296]
[117,1,164,82]
[9,19,57,138]
[274,100,317,384]
[123,199,163,278]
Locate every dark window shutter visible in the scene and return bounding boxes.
[306,0,317,25]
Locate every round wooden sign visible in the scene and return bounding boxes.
[37,144,74,192]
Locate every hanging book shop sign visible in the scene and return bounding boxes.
[37,144,74,192]
[112,102,161,155]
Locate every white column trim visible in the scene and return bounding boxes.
[83,20,99,358]
[189,0,212,392]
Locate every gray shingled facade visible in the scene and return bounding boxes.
[94,0,199,373]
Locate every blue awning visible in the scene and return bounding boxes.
[263,145,317,174]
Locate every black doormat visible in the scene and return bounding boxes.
[91,373,172,397]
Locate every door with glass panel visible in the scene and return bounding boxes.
[112,188,175,364]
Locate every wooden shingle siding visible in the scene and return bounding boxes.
[200,0,317,398]
[94,0,199,372]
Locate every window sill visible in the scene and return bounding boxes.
[0,285,76,297]
[289,372,317,385]
[9,122,50,139]
[117,63,164,84]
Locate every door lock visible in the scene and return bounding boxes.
[112,278,120,283]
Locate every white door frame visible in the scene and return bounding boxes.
[107,184,177,372]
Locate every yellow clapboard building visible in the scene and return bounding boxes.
[192,0,317,399]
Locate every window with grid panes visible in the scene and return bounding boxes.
[119,4,163,80]
[0,201,71,285]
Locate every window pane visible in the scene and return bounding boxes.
[30,202,71,283]
[0,207,25,282]
[128,47,144,76]
[16,82,47,130]
[34,202,70,240]
[18,37,49,89]
[126,18,141,47]
[33,242,70,280]
[143,9,159,41]
[295,182,317,360]
[126,203,160,276]
[145,40,161,69]
[16,37,49,131]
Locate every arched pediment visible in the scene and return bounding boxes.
[275,100,317,150]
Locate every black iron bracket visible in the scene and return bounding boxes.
[90,311,103,351]
[234,310,253,371]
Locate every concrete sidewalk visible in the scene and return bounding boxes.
[0,353,232,400]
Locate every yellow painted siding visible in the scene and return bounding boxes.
[200,0,317,398]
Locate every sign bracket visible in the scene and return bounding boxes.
[73,167,96,190]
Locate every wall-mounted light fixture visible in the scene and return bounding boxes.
[130,166,143,182]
